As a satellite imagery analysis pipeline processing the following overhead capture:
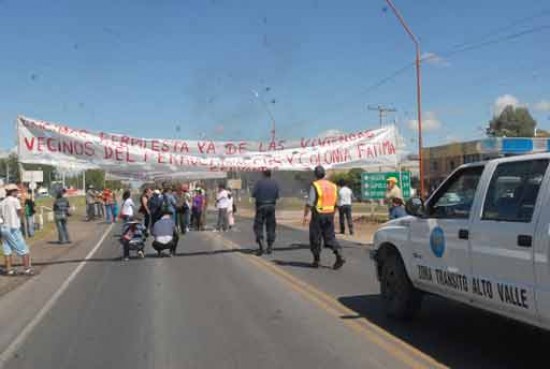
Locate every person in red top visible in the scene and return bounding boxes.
[303,165,345,270]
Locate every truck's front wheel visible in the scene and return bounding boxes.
[380,252,422,320]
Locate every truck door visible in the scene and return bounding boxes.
[409,165,484,301]
[534,178,550,328]
[469,159,548,322]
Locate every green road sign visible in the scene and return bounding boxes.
[361,171,411,200]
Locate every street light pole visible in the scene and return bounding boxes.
[384,0,425,198]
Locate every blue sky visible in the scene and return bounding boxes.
[0,0,549,150]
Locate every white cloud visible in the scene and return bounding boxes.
[408,111,442,131]
[493,94,520,116]
[421,52,450,67]
[319,129,345,138]
[534,100,550,112]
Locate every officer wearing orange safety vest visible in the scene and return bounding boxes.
[303,165,346,269]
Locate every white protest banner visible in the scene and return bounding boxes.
[17,116,400,177]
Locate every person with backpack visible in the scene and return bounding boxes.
[53,189,72,244]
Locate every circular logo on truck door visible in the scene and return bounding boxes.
[430,226,445,258]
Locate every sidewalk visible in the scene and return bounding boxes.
[0,218,111,297]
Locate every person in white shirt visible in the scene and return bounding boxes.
[215,184,230,232]
[0,184,32,275]
[227,190,235,230]
[337,180,354,235]
[120,190,135,222]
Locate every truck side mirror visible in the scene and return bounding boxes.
[405,197,425,217]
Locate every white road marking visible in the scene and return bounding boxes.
[0,223,115,368]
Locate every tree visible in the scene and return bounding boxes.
[486,105,537,137]
[0,154,20,183]
[85,169,105,189]
[535,129,550,138]
[329,168,365,197]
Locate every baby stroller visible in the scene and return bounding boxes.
[120,221,148,260]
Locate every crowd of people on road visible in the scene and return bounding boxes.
[1,164,410,274]
[120,184,233,261]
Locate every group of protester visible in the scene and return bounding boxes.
[117,185,207,261]
[85,186,123,223]
[117,183,240,261]
[1,165,409,274]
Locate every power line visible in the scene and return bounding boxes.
[361,10,550,95]
[451,9,550,49]
[360,24,550,97]
[368,104,397,127]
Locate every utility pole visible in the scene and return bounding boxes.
[384,0,425,199]
[368,104,397,127]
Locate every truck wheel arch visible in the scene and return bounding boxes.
[375,242,400,280]
[376,242,423,319]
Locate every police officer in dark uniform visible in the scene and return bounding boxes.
[303,165,346,269]
[252,169,280,255]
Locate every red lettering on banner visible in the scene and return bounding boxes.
[47,138,57,152]
[131,137,145,148]
[84,142,94,156]
[62,141,74,154]
[157,153,167,164]
[356,143,365,159]
[259,140,284,152]
[120,136,130,147]
[383,140,396,155]
[225,143,238,155]
[366,146,375,159]
[174,141,190,153]
[37,137,46,152]
[152,140,160,152]
[198,141,216,154]
[104,147,114,159]
[286,153,296,165]
[24,137,35,151]
[309,153,321,166]
[239,142,248,153]
[74,142,84,156]
[113,147,134,162]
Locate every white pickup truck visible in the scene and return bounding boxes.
[371,153,550,330]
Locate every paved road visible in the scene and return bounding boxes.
[1,214,549,369]
[0,219,412,369]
